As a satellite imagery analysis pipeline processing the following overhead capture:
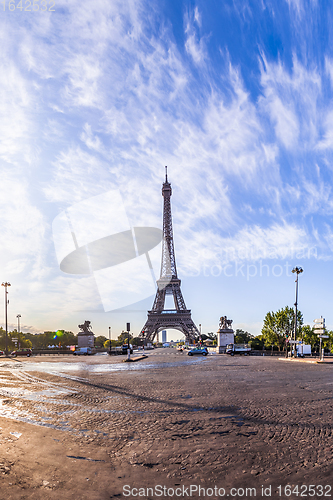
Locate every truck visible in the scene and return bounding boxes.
[296,344,311,357]
[73,347,95,356]
[226,343,251,356]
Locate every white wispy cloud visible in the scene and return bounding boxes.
[259,54,321,151]
[44,146,112,203]
[64,56,102,108]
[1,0,333,335]
[184,7,207,65]
[177,220,313,277]
[80,123,104,153]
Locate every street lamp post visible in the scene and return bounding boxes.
[17,314,21,349]
[126,322,131,361]
[2,282,11,356]
[108,326,111,355]
[291,267,303,358]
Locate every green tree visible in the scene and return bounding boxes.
[23,331,77,349]
[117,331,133,344]
[104,339,118,349]
[250,335,265,349]
[234,329,253,344]
[0,327,7,350]
[301,325,317,349]
[95,336,107,348]
[324,330,333,353]
[261,306,303,350]
[131,337,142,346]
[0,329,33,351]
[302,326,333,353]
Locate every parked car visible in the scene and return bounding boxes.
[73,347,95,356]
[0,350,4,356]
[11,348,32,357]
[187,347,208,356]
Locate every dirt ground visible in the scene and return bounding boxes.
[0,349,332,499]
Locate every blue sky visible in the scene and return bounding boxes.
[1,0,333,340]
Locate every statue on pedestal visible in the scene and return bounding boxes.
[219,316,233,330]
[217,315,234,353]
[77,320,95,348]
[78,320,93,335]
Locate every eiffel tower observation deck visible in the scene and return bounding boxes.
[140,168,200,344]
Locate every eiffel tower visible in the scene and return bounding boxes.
[140,167,200,344]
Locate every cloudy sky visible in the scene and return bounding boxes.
[1,0,333,340]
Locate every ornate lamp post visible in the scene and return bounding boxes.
[2,282,11,356]
[292,267,303,357]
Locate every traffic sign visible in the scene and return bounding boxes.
[314,328,325,334]
[289,340,301,344]
[317,335,329,339]
[314,318,325,323]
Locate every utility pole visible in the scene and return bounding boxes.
[17,314,21,349]
[2,282,11,356]
[291,267,303,357]
[127,322,131,361]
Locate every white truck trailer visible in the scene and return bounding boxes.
[296,344,311,357]
[226,343,251,356]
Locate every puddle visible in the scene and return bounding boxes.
[0,404,73,431]
[10,432,22,438]
[67,455,105,462]
[0,357,213,435]
[0,387,72,399]
[0,358,207,378]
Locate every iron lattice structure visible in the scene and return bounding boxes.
[140,168,200,344]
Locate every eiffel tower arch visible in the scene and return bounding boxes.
[140,168,200,344]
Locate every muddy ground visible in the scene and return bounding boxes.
[0,349,332,499]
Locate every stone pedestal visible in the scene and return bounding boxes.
[216,328,234,354]
[77,321,95,349]
[77,333,95,348]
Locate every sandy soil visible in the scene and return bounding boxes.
[0,349,332,499]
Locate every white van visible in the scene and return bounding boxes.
[73,347,95,356]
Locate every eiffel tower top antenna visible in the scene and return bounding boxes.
[161,165,176,279]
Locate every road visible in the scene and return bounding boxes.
[0,349,332,499]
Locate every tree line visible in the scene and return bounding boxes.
[0,329,78,351]
[0,329,149,351]
[218,306,333,352]
[1,308,331,352]
[258,306,333,352]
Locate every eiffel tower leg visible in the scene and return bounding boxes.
[140,315,160,344]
